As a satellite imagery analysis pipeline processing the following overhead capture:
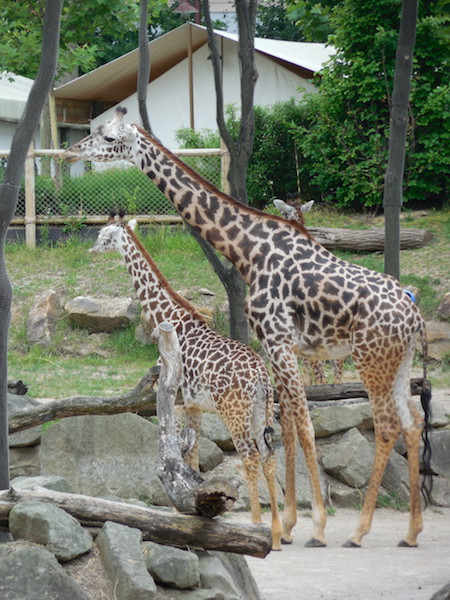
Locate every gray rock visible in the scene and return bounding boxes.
[210,551,262,600]
[10,475,74,493]
[275,442,326,508]
[199,436,224,472]
[9,500,93,562]
[430,429,450,477]
[97,521,156,600]
[311,402,373,437]
[425,320,450,361]
[26,289,59,346]
[9,444,40,478]
[0,544,90,600]
[382,449,410,503]
[429,476,450,507]
[143,541,200,589]
[328,479,364,508]
[322,428,374,488]
[65,295,139,332]
[8,393,42,448]
[201,412,235,451]
[437,292,450,320]
[40,412,170,504]
[197,552,245,600]
[430,582,450,600]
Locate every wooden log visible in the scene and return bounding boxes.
[0,487,271,558]
[303,377,424,403]
[153,322,238,518]
[308,226,433,252]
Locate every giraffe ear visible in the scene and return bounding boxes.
[128,219,137,231]
[300,200,315,214]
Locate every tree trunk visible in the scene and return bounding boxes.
[308,226,432,252]
[0,487,271,558]
[0,0,63,508]
[197,0,259,345]
[137,0,153,134]
[383,0,418,279]
[153,323,238,518]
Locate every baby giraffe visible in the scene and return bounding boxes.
[90,211,282,550]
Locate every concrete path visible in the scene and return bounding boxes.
[240,507,450,600]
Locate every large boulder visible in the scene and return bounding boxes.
[64,296,139,332]
[9,500,93,562]
[40,413,170,504]
[0,544,91,600]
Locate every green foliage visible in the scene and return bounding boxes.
[256,1,305,40]
[0,1,199,80]
[286,0,335,42]
[224,101,308,209]
[291,0,450,209]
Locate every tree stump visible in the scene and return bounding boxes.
[152,322,238,518]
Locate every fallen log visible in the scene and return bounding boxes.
[308,226,433,252]
[0,487,271,558]
[8,374,425,434]
[153,322,238,518]
[302,378,424,403]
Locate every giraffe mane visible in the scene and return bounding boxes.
[133,124,313,242]
[124,224,208,324]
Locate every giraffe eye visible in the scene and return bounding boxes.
[104,136,115,143]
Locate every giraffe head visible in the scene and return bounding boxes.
[273,198,314,222]
[64,107,137,163]
[89,210,137,254]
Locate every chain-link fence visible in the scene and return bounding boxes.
[1,147,227,246]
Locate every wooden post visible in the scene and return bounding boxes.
[153,322,238,518]
[221,138,231,195]
[25,143,36,249]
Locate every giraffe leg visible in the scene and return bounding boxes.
[400,423,424,547]
[182,405,203,471]
[310,360,325,385]
[262,454,283,551]
[333,359,344,384]
[273,355,327,547]
[278,396,297,544]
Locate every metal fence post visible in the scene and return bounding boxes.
[25,144,36,249]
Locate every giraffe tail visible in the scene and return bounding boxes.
[419,320,433,506]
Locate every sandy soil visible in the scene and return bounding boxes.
[242,506,450,600]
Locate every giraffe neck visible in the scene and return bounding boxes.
[118,226,205,332]
[130,125,313,282]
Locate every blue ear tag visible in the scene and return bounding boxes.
[404,289,416,303]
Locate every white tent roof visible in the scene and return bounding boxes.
[54,23,335,104]
[220,31,335,73]
[0,72,34,122]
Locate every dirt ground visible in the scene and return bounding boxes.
[242,506,450,600]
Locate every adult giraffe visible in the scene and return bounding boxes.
[65,107,432,548]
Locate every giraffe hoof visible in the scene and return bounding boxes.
[342,539,361,548]
[281,536,293,545]
[398,539,417,548]
[305,538,326,548]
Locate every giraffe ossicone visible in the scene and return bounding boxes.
[90,210,282,550]
[65,107,432,548]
